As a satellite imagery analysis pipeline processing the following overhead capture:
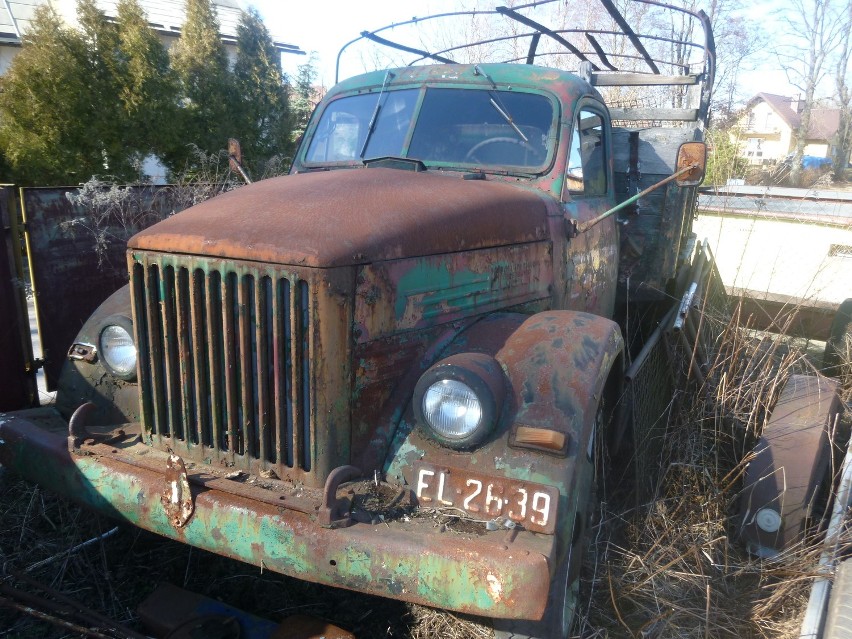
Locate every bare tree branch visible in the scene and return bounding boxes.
[775,0,843,185]
[833,0,852,180]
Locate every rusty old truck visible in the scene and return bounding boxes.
[0,2,715,637]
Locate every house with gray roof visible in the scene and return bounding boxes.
[735,93,841,166]
[0,0,302,74]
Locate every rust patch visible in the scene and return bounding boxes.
[129,168,550,268]
[162,453,194,528]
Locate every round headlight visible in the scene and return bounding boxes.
[422,379,483,441]
[413,353,505,449]
[755,508,782,533]
[99,322,137,380]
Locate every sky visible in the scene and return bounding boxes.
[248,0,804,102]
[250,0,465,86]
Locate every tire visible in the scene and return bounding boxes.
[824,299,852,377]
[824,558,852,638]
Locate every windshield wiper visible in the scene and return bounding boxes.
[474,65,528,143]
[359,70,394,159]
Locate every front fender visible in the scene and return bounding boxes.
[384,310,623,532]
[495,310,624,451]
[56,285,139,425]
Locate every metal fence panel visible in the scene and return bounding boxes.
[22,186,175,389]
[628,240,729,502]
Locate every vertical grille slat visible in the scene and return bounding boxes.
[132,262,154,435]
[144,264,167,442]
[289,281,302,470]
[189,269,209,447]
[238,274,255,458]
[163,266,184,442]
[132,255,315,476]
[298,280,312,471]
[223,272,239,460]
[274,279,294,468]
[256,276,272,464]
[207,271,225,454]
[175,268,196,447]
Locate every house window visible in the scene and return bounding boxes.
[747,112,756,128]
[765,113,772,129]
[746,138,763,158]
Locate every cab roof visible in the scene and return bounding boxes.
[326,63,595,104]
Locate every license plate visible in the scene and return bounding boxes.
[413,462,558,534]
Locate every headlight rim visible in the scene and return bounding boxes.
[413,352,505,450]
[96,314,138,382]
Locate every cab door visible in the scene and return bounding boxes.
[559,102,619,318]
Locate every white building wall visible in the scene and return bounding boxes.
[736,100,793,165]
[694,213,852,306]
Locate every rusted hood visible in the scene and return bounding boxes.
[128,168,552,267]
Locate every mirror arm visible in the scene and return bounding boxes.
[573,163,697,235]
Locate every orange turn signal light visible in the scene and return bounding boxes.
[515,426,566,451]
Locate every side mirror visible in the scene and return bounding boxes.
[228,138,243,173]
[675,141,707,187]
[227,138,252,184]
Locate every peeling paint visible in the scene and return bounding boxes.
[487,573,504,603]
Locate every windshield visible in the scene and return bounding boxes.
[305,87,555,171]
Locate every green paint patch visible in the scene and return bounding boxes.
[394,260,488,321]
[340,547,374,581]
[416,555,505,611]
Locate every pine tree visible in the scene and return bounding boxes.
[76,0,129,177]
[232,8,291,172]
[115,0,179,169]
[170,0,236,166]
[0,6,95,184]
[291,54,319,144]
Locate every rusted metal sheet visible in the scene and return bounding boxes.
[0,410,552,620]
[354,242,553,342]
[129,168,551,267]
[561,203,619,317]
[0,187,33,411]
[21,187,173,389]
[385,311,623,492]
[738,374,843,556]
[612,127,701,303]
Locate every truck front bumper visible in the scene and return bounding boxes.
[0,408,552,621]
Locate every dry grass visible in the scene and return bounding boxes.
[0,474,423,637]
[834,332,852,404]
[1,300,850,638]
[576,301,852,639]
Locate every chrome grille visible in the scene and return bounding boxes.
[130,254,313,475]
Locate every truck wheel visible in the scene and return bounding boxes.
[824,299,852,377]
